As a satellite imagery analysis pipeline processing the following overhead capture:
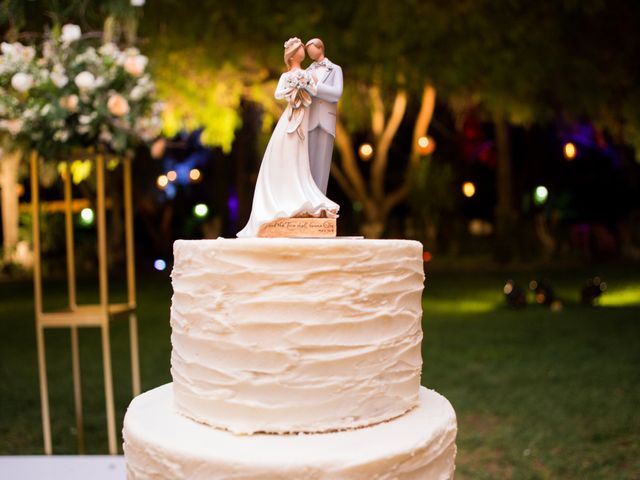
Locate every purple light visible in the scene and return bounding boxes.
[228,195,239,222]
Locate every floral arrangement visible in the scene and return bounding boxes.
[0,23,162,158]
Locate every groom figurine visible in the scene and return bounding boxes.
[305,38,343,194]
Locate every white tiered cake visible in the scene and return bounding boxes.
[123,238,457,479]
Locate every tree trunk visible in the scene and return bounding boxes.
[493,112,516,262]
[0,149,22,263]
[331,85,436,239]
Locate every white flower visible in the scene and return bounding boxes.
[130,85,145,101]
[15,45,35,63]
[1,42,15,56]
[79,114,93,125]
[99,42,119,57]
[11,72,34,92]
[22,107,38,121]
[124,55,148,77]
[107,94,130,116]
[61,24,82,44]
[53,129,70,141]
[131,0,145,6]
[41,104,51,116]
[74,71,95,90]
[51,70,68,88]
[0,118,23,135]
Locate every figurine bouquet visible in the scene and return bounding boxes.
[283,69,315,110]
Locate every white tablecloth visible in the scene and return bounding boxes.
[0,456,125,479]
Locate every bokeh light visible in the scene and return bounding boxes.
[563,142,577,160]
[462,181,476,198]
[157,175,169,189]
[189,168,202,182]
[79,207,94,226]
[533,185,548,205]
[193,203,209,218]
[153,259,167,271]
[358,143,373,161]
[417,135,436,156]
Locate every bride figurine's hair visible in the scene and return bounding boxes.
[284,37,303,67]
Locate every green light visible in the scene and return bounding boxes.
[533,186,548,205]
[79,207,94,226]
[193,203,208,218]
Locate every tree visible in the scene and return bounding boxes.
[137,0,457,237]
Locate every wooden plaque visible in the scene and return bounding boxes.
[258,217,337,238]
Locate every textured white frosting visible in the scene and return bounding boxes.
[123,383,457,480]
[170,238,425,433]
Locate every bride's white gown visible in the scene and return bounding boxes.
[237,70,339,237]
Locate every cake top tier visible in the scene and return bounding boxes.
[170,237,425,434]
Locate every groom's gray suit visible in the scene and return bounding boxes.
[306,58,343,194]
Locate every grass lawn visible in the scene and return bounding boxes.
[1,261,639,479]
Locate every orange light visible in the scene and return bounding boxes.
[359,143,373,161]
[156,175,169,189]
[189,168,201,182]
[417,135,436,155]
[462,181,476,198]
[564,142,576,160]
[167,170,177,182]
[423,251,433,262]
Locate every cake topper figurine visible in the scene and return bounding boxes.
[305,38,343,195]
[237,37,340,238]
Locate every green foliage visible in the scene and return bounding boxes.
[5,0,640,155]
[151,49,244,152]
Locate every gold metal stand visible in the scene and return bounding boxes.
[30,150,141,455]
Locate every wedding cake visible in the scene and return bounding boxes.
[123,238,457,479]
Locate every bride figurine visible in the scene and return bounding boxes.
[237,37,339,238]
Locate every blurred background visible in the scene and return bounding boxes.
[0,1,639,478]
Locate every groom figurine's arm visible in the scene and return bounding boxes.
[315,65,343,103]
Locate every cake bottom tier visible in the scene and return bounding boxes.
[123,383,457,480]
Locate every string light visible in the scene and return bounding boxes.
[153,259,167,271]
[417,135,436,156]
[533,186,548,205]
[358,143,373,161]
[563,142,577,160]
[189,168,202,182]
[157,175,169,189]
[167,170,177,182]
[462,181,476,198]
[79,207,94,226]
[193,203,208,218]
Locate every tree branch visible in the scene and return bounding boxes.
[386,84,436,213]
[330,163,358,202]
[369,85,385,137]
[334,119,369,203]
[371,89,407,202]
[410,84,436,166]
